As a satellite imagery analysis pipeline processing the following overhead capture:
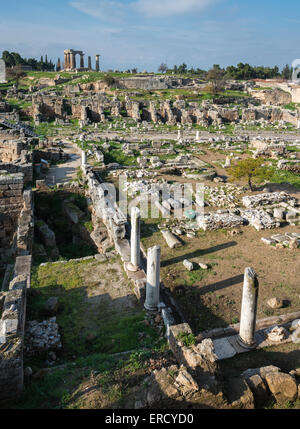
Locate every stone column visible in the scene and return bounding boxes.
[225,156,231,168]
[67,53,71,70]
[81,150,87,165]
[80,54,84,68]
[144,245,161,311]
[127,207,141,272]
[88,56,92,70]
[64,53,68,70]
[237,267,259,349]
[71,53,76,69]
[95,55,100,72]
[196,131,200,141]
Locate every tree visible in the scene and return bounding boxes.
[158,63,168,73]
[228,158,272,191]
[177,63,187,74]
[206,65,226,95]
[6,65,26,88]
[2,51,14,67]
[282,64,292,80]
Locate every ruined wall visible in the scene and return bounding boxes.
[83,166,127,244]
[0,164,32,184]
[115,76,191,90]
[0,139,27,163]
[251,88,292,106]
[0,185,33,405]
[31,95,66,120]
[0,172,25,255]
[0,255,32,406]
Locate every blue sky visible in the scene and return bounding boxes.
[0,0,299,71]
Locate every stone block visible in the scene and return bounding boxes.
[265,372,298,404]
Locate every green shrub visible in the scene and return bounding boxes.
[176,331,196,347]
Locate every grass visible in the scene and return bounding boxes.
[17,340,168,409]
[103,148,138,166]
[284,102,300,111]
[18,254,168,410]
[183,267,212,287]
[5,97,32,110]
[28,259,161,359]
[269,168,300,189]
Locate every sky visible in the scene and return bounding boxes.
[0,0,300,72]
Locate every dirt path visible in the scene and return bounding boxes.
[45,142,81,186]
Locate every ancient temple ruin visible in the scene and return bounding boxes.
[63,49,100,71]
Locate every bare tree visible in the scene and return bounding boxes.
[158,63,168,73]
[6,65,26,88]
[206,65,226,95]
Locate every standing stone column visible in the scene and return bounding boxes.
[144,246,161,311]
[71,53,76,69]
[127,207,141,272]
[196,131,200,141]
[67,53,71,70]
[237,267,259,349]
[225,156,231,168]
[88,56,92,70]
[80,54,84,68]
[95,55,100,72]
[64,52,68,70]
[81,150,87,166]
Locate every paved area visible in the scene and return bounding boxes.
[45,142,81,186]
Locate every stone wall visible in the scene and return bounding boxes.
[0,137,33,184]
[0,172,34,261]
[0,180,33,405]
[0,255,32,406]
[115,76,191,90]
[0,163,32,184]
[0,172,25,254]
[0,139,29,163]
[83,166,127,243]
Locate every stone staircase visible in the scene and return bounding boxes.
[0,119,38,137]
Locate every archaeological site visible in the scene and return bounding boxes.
[0,44,300,413]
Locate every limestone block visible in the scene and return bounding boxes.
[291,327,300,344]
[265,372,298,404]
[36,220,56,247]
[244,374,269,407]
[183,259,194,271]
[62,200,85,224]
[267,297,284,309]
[161,230,181,248]
[226,377,255,409]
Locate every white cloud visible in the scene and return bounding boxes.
[69,0,127,22]
[69,0,218,20]
[133,0,218,17]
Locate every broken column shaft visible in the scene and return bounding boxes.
[127,207,141,272]
[144,245,161,311]
[81,150,87,165]
[237,267,259,349]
